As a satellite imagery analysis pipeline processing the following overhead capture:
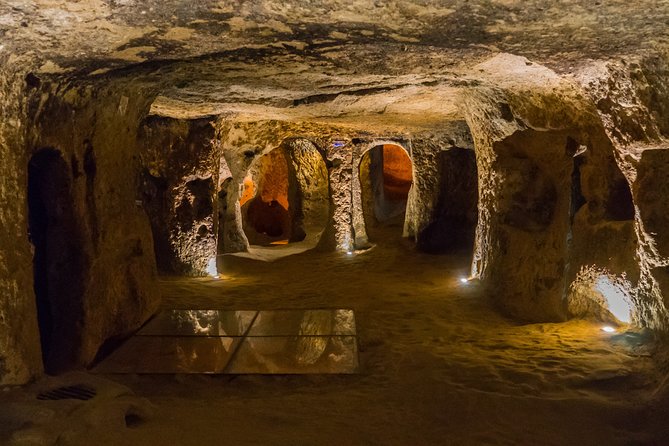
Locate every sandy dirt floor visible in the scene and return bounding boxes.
[2,224,668,445]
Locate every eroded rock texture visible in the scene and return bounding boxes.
[1,1,669,384]
[573,54,669,330]
[139,117,220,275]
[0,60,42,384]
[463,54,654,323]
[239,139,329,248]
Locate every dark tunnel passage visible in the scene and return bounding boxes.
[418,147,478,253]
[28,148,87,374]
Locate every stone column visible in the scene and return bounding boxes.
[350,140,370,249]
[404,138,442,242]
[322,139,354,252]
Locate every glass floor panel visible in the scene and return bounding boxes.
[225,335,358,374]
[246,309,356,336]
[136,310,258,337]
[92,336,241,374]
[93,309,358,374]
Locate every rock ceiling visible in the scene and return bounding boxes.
[2,1,668,121]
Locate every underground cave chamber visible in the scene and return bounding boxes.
[4,2,669,443]
[21,125,646,377]
[9,74,669,445]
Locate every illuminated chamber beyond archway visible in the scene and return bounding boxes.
[239,140,329,250]
[359,144,413,239]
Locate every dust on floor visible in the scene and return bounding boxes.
[1,229,666,445]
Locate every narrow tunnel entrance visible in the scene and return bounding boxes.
[418,148,478,253]
[141,171,170,272]
[28,149,86,374]
[240,140,329,250]
[359,144,413,239]
[242,148,291,244]
[216,177,233,255]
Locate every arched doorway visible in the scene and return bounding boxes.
[242,148,293,245]
[28,148,86,374]
[417,148,478,253]
[359,144,413,240]
[239,139,329,254]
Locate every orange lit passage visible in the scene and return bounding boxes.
[239,176,256,207]
[382,144,412,200]
[244,149,291,238]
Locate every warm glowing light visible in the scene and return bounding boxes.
[346,251,354,256]
[206,258,219,278]
[594,276,632,323]
[602,326,616,333]
[460,277,468,284]
[238,175,256,207]
[382,144,413,200]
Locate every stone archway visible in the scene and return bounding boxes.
[359,144,413,241]
[241,147,294,245]
[239,139,329,254]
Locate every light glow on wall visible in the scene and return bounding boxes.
[206,258,219,278]
[594,276,631,323]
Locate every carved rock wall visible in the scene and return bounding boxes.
[462,54,624,321]
[575,53,669,329]
[24,75,161,374]
[138,117,220,276]
[0,59,43,384]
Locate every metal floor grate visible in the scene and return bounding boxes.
[37,384,96,401]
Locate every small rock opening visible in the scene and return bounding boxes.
[360,144,413,239]
[124,410,146,428]
[141,171,170,271]
[28,148,87,374]
[418,148,478,253]
[570,154,587,224]
[605,177,635,221]
[568,266,634,324]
